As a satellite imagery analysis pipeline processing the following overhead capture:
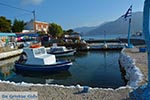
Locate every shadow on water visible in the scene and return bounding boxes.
[15,70,72,80]
[11,71,72,84]
[119,61,128,85]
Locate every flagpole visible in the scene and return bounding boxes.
[122,5,134,48]
[127,9,133,48]
[127,18,131,47]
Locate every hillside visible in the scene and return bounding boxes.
[74,12,143,35]
[74,26,97,35]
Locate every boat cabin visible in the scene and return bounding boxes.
[23,47,56,65]
[50,46,67,52]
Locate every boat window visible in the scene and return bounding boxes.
[34,48,46,56]
[51,48,63,52]
[34,49,40,55]
[40,48,46,54]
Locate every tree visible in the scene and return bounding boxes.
[48,23,63,37]
[63,29,74,35]
[66,29,74,33]
[0,16,11,32]
[12,18,25,32]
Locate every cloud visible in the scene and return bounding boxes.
[21,0,44,5]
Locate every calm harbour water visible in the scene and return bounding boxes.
[0,50,126,89]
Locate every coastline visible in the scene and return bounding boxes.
[0,81,132,100]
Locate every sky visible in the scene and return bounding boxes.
[0,0,145,30]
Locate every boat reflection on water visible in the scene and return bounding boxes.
[11,71,71,84]
[15,70,71,79]
[0,63,16,80]
[0,56,19,80]
[58,51,89,61]
[1,63,72,84]
[75,51,89,58]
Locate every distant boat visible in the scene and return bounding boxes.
[131,34,144,40]
[14,46,72,74]
[46,44,76,57]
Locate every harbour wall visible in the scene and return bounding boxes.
[86,38,145,46]
[0,49,23,60]
[119,48,143,88]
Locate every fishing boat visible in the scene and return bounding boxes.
[47,44,76,57]
[14,46,72,74]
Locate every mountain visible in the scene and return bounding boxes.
[74,26,97,35]
[74,12,143,35]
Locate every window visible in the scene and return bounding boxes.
[34,48,46,56]
[36,24,38,30]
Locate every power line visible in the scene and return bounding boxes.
[8,13,32,19]
[0,2,36,21]
[0,2,32,13]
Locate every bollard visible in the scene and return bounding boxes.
[82,86,89,93]
[139,47,146,52]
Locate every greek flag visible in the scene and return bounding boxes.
[122,5,132,20]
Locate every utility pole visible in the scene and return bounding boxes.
[32,10,36,22]
[32,10,36,32]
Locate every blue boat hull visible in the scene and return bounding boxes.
[14,61,72,74]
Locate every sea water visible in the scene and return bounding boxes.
[0,50,126,89]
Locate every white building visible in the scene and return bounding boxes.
[24,20,49,33]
